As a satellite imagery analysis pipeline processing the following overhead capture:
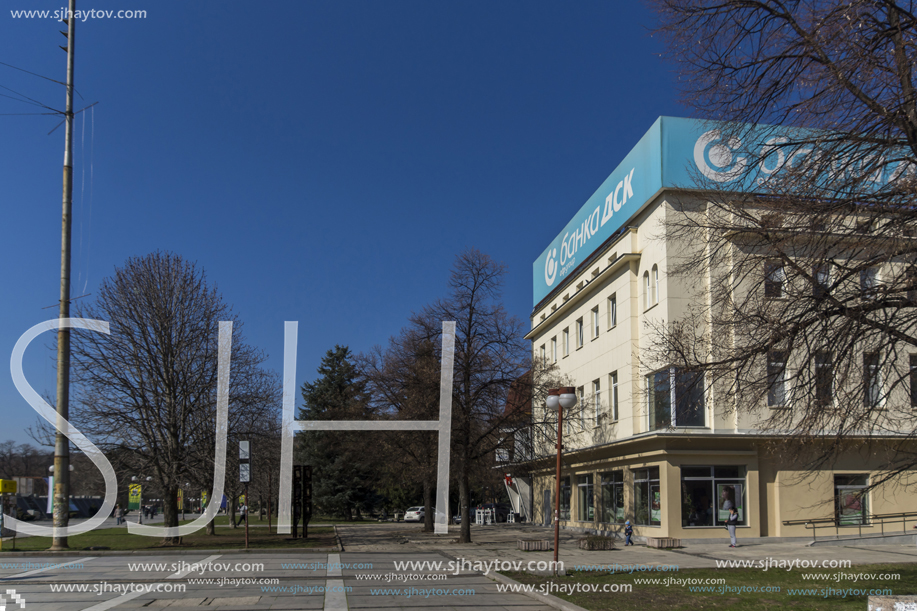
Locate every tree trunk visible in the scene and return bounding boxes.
[422,477,433,532]
[205,488,216,535]
[160,485,180,545]
[459,465,471,543]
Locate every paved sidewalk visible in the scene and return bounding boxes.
[0,521,913,610]
[336,522,917,571]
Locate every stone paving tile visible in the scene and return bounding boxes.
[6,521,914,611]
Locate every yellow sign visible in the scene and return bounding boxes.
[0,479,17,494]
[239,494,246,506]
[128,484,142,510]
[177,489,183,511]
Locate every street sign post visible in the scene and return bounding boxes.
[240,441,250,549]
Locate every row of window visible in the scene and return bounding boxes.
[539,295,618,364]
[767,351,917,407]
[537,264,662,365]
[559,465,741,527]
[643,265,660,310]
[567,374,620,431]
[642,349,913,423]
[557,466,869,528]
[764,261,910,300]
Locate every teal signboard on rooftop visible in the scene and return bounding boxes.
[532,117,915,307]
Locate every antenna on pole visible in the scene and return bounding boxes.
[51,0,76,552]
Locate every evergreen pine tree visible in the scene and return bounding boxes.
[296,346,379,520]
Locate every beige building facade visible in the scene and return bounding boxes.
[524,118,917,541]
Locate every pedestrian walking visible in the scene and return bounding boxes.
[114,504,123,526]
[236,503,247,527]
[725,506,739,547]
[624,520,634,546]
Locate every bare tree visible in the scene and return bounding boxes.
[361,330,444,532]
[648,0,917,485]
[69,252,278,544]
[0,441,52,480]
[411,248,539,543]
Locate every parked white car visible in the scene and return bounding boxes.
[404,506,433,522]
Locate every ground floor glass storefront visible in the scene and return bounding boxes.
[601,471,625,523]
[634,467,661,526]
[681,466,746,527]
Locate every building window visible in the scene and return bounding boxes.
[608,294,617,328]
[764,261,785,298]
[610,371,619,421]
[578,386,585,430]
[551,337,557,363]
[813,264,831,299]
[540,345,546,367]
[576,318,584,349]
[494,436,509,463]
[681,466,747,527]
[647,368,705,430]
[563,328,569,357]
[593,379,602,425]
[767,351,787,407]
[560,477,571,521]
[864,353,882,407]
[652,264,660,305]
[601,471,625,523]
[634,467,661,526]
[591,306,600,339]
[577,475,594,521]
[835,475,868,526]
[815,352,833,405]
[644,271,651,309]
[860,267,879,297]
[911,355,917,407]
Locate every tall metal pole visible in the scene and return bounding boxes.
[52,0,76,551]
[553,402,562,574]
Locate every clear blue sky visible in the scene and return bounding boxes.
[0,0,686,445]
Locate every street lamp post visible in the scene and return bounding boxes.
[182,483,189,521]
[546,386,576,575]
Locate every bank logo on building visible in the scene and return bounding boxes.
[544,248,558,286]
[693,129,747,183]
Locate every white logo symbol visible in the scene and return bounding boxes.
[694,130,747,183]
[1,589,26,610]
[544,248,558,286]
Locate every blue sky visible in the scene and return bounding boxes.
[0,0,686,445]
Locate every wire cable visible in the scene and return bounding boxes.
[0,60,83,98]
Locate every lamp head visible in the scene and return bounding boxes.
[558,386,577,409]
[546,388,560,411]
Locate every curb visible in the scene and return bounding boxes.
[333,525,345,552]
[0,546,340,557]
[486,571,591,611]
